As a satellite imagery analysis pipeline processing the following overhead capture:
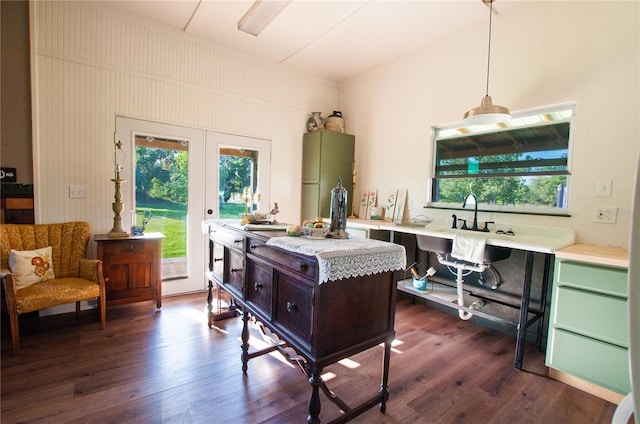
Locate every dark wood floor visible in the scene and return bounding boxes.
[2,292,617,423]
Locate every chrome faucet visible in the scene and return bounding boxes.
[462,193,479,231]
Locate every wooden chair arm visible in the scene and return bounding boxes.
[78,258,106,288]
[2,273,18,313]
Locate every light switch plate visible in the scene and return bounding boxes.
[69,185,85,199]
[596,179,612,197]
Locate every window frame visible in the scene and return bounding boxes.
[428,102,576,216]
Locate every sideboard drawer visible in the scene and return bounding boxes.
[547,328,631,394]
[554,286,628,347]
[246,259,273,317]
[211,228,245,252]
[275,273,313,347]
[247,238,316,280]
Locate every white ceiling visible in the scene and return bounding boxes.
[93,0,523,83]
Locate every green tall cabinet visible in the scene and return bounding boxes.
[301,130,354,221]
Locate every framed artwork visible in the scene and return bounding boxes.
[359,189,369,219]
[384,190,398,222]
[394,189,407,222]
[366,190,377,219]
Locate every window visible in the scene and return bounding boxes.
[430,103,575,215]
[218,147,260,219]
[135,136,189,279]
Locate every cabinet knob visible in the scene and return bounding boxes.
[234,239,243,245]
[286,301,297,313]
[214,257,223,262]
[298,262,307,271]
[231,268,241,273]
[254,282,263,291]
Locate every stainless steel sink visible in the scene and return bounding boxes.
[416,234,511,263]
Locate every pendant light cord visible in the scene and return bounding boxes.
[485,0,494,96]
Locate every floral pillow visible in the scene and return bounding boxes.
[8,246,56,289]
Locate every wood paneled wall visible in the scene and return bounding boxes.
[31,0,337,231]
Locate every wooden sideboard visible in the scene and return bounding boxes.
[206,223,403,423]
[95,233,164,308]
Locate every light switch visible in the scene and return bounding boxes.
[596,179,612,197]
[69,185,85,199]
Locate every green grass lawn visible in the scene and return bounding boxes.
[136,199,245,258]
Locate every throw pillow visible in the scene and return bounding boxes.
[8,246,56,289]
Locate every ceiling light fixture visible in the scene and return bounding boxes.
[238,0,292,37]
[463,0,510,125]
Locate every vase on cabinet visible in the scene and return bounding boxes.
[306,112,325,132]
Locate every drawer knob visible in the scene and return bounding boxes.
[298,262,307,271]
[286,301,297,313]
[234,239,243,244]
[254,282,263,291]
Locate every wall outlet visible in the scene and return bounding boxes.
[596,179,612,197]
[69,185,85,199]
[593,206,617,223]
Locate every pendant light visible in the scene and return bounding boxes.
[463,0,510,125]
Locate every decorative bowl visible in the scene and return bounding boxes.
[302,225,330,239]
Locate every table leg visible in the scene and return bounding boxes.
[515,251,534,370]
[379,337,392,413]
[241,310,250,373]
[207,279,214,328]
[307,367,323,424]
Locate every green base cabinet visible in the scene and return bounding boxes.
[301,130,354,221]
[546,256,630,394]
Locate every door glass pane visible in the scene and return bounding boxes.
[218,147,260,219]
[135,136,188,280]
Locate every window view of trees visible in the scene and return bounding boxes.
[435,153,568,208]
[218,150,258,219]
[435,175,567,207]
[431,104,574,213]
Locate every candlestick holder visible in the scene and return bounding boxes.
[232,188,260,225]
[108,140,129,238]
[348,161,358,218]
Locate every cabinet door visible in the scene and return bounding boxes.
[210,241,225,283]
[246,259,273,317]
[102,241,157,301]
[274,273,313,347]
[301,183,320,222]
[317,132,354,218]
[224,249,244,299]
[302,133,321,183]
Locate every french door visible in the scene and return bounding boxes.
[115,118,271,296]
[205,131,271,221]
[115,117,205,295]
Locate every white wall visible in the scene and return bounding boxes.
[30,1,639,249]
[339,1,639,248]
[30,0,338,233]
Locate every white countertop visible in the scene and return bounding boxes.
[347,219,576,254]
[205,218,577,254]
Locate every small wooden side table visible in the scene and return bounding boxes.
[95,233,164,308]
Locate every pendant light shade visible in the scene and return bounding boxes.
[463,0,510,125]
[464,95,510,125]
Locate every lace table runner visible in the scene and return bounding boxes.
[266,236,406,284]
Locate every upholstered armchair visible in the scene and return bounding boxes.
[1,222,106,355]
